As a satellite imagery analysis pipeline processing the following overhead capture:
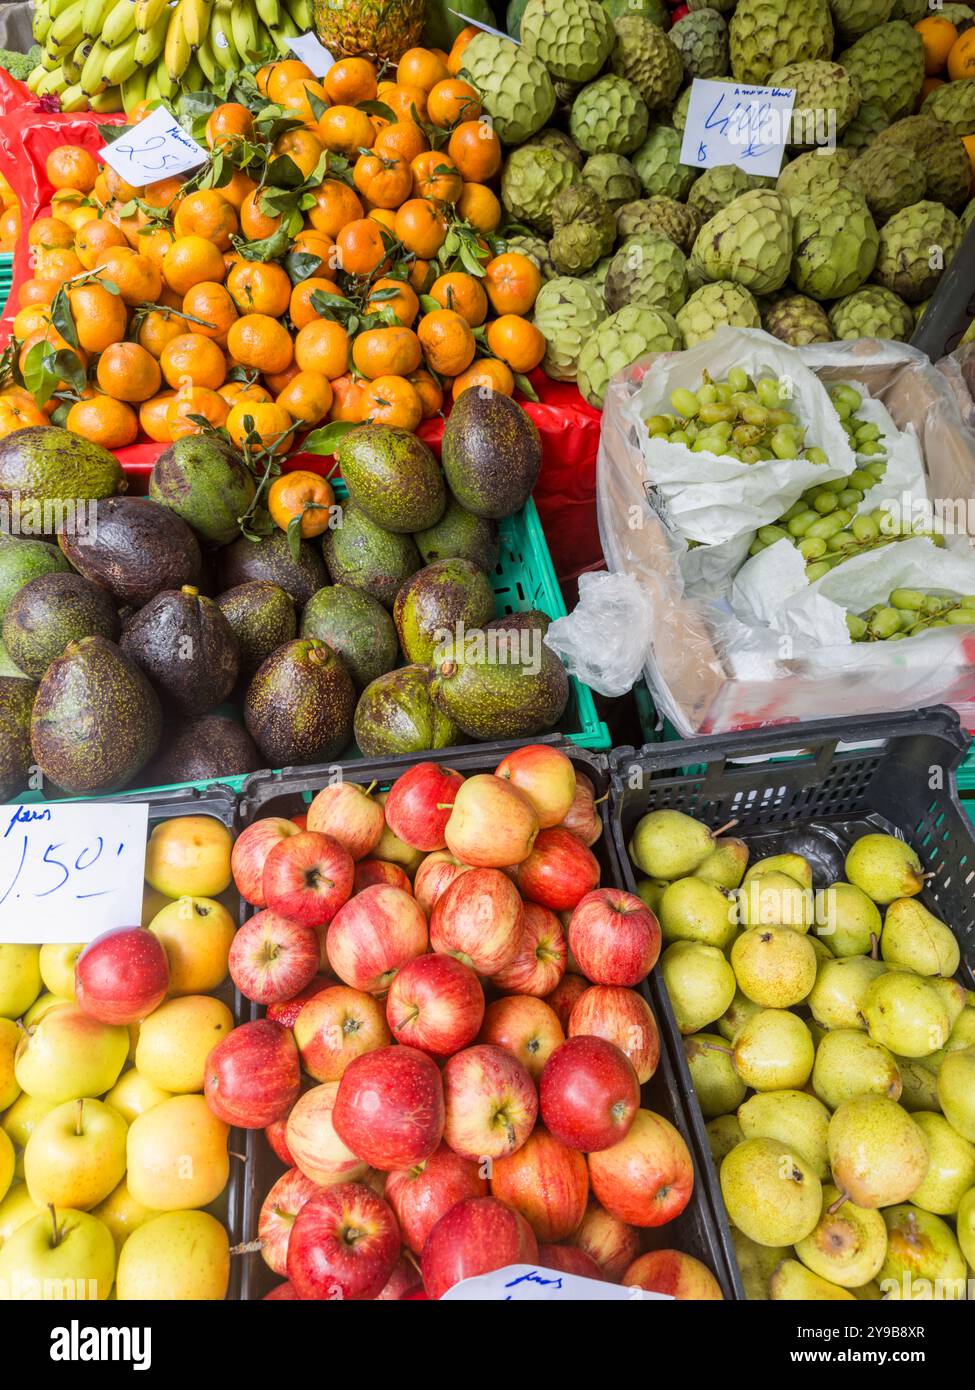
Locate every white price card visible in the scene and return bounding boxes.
[289,32,336,76]
[448,9,519,42]
[679,78,798,178]
[442,1264,672,1300]
[99,106,209,186]
[0,802,149,944]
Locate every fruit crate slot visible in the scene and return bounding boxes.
[910,217,975,361]
[232,744,740,1301]
[607,704,975,1296]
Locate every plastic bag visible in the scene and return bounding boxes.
[545,571,655,696]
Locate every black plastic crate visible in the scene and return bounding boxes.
[608,705,975,1299]
[233,743,739,1301]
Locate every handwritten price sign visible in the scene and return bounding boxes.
[0,802,149,944]
[100,107,209,186]
[679,78,797,178]
[442,1264,671,1300]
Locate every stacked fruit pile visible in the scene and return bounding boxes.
[0,814,239,1300]
[0,174,18,257]
[627,811,975,1300]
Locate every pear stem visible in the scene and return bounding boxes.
[49,1204,61,1249]
[712,819,740,838]
[869,932,879,961]
[403,1248,422,1275]
[364,780,378,797]
[229,1239,264,1257]
[75,1098,84,1137]
[698,1041,734,1056]
[827,1190,849,1215]
[435,803,456,811]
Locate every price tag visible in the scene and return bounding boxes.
[442,1264,672,1300]
[679,78,797,178]
[0,802,149,944]
[99,106,209,186]
[448,9,519,42]
[289,32,336,75]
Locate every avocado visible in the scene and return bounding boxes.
[216,529,326,609]
[413,496,500,572]
[139,713,262,787]
[0,535,71,620]
[354,664,459,757]
[2,572,120,680]
[59,497,201,607]
[0,640,26,678]
[300,584,399,691]
[338,424,446,533]
[215,581,297,678]
[429,627,569,740]
[393,559,495,666]
[31,636,162,794]
[487,608,551,635]
[0,676,37,799]
[244,638,356,766]
[0,427,125,532]
[323,503,421,610]
[120,586,239,715]
[441,392,542,519]
[149,435,257,546]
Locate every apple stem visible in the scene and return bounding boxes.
[49,1204,61,1248]
[229,1239,264,1257]
[827,1190,849,1216]
[869,932,879,961]
[403,1248,422,1275]
[712,819,740,837]
[229,1150,248,1162]
[593,792,609,805]
[75,1098,84,1136]
[435,803,456,811]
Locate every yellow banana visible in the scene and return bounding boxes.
[37,65,68,95]
[27,65,49,93]
[231,0,261,62]
[183,54,205,89]
[163,1,192,78]
[49,0,78,17]
[59,83,92,110]
[121,64,149,110]
[41,46,64,70]
[91,84,124,111]
[196,34,218,81]
[50,0,85,49]
[135,0,170,31]
[134,8,168,62]
[33,2,54,44]
[80,38,111,91]
[145,62,161,100]
[101,0,139,48]
[181,0,211,45]
[283,0,311,29]
[82,0,115,35]
[268,11,297,52]
[103,29,140,83]
[255,0,280,26]
[155,56,178,96]
[209,3,237,70]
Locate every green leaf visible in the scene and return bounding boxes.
[307,90,329,124]
[419,294,441,315]
[97,123,127,144]
[234,223,294,262]
[266,154,306,190]
[286,513,303,564]
[176,90,219,142]
[50,289,78,351]
[301,420,358,456]
[21,341,58,407]
[283,250,324,286]
[514,372,539,403]
[357,100,397,124]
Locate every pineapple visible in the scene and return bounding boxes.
[313,0,425,59]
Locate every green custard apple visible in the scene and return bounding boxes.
[519,0,615,82]
[729,0,835,84]
[576,305,683,407]
[677,281,762,345]
[532,276,607,381]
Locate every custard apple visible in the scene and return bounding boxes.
[840,100,891,154]
[830,0,894,42]
[608,17,684,111]
[890,0,928,20]
[729,0,834,84]
[604,232,689,314]
[872,116,972,209]
[631,124,699,198]
[848,143,926,222]
[577,305,683,406]
[501,147,581,234]
[767,61,861,142]
[839,22,924,122]
[962,200,975,234]
[676,281,761,345]
[533,276,606,380]
[530,127,584,166]
[939,4,975,28]
[777,148,856,200]
[761,292,832,344]
[829,286,914,340]
[617,196,704,253]
[582,256,613,293]
[604,0,670,21]
[460,32,556,143]
[548,183,618,273]
[582,154,642,210]
[569,74,651,154]
[922,79,975,138]
[670,8,730,78]
[688,165,776,219]
[872,200,963,301]
[520,0,615,82]
[790,179,879,299]
[691,188,794,294]
[502,233,557,278]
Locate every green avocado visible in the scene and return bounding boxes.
[0,535,71,621]
[441,391,542,519]
[215,580,297,678]
[338,424,446,533]
[149,435,256,546]
[300,584,399,691]
[393,559,496,666]
[244,638,356,767]
[323,503,421,609]
[429,624,569,740]
[215,529,326,609]
[354,664,459,757]
[413,496,501,573]
[0,427,125,533]
[2,572,120,680]
[0,676,37,800]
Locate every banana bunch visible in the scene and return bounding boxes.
[27,0,316,113]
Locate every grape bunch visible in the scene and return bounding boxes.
[646,369,829,465]
[828,384,888,463]
[847,591,975,642]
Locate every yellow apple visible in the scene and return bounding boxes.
[141,886,171,926]
[148,896,237,995]
[0,1018,20,1110]
[0,946,41,1019]
[14,1005,128,1104]
[116,1209,229,1300]
[134,995,233,1093]
[0,1206,114,1300]
[24,1098,127,1211]
[2,1093,53,1150]
[104,1068,171,1124]
[23,993,71,1028]
[38,943,82,1001]
[0,1129,13,1203]
[126,1021,140,1064]
[0,1183,40,1245]
[126,1094,229,1211]
[92,1179,157,1257]
[145,817,233,899]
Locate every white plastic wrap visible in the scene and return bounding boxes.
[545,571,655,697]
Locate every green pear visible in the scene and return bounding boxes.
[863,972,950,1058]
[853,1280,883,1300]
[716,989,762,1043]
[720,1137,822,1246]
[115,1209,229,1300]
[732,1009,815,1091]
[845,834,924,905]
[794,1184,888,1287]
[813,882,881,957]
[908,1111,975,1215]
[634,877,668,914]
[808,1019,829,1049]
[809,935,833,963]
[629,809,719,879]
[956,1186,975,1270]
[770,1258,856,1300]
[744,854,813,890]
[808,955,887,1031]
[936,1046,975,1141]
[811,1029,902,1110]
[684,1033,746,1119]
[879,1205,967,1300]
[894,1058,941,1113]
[658,877,737,948]
[659,941,737,1035]
[0,1206,114,1300]
[730,1226,788,1300]
[880,899,960,977]
[737,1089,830,1179]
[925,1007,975,1072]
[695,838,749,891]
[731,926,817,1008]
[929,978,967,1030]
[706,1114,744,1165]
[736,872,814,932]
[827,1096,929,1208]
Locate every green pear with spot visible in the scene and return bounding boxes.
[731,925,817,1008]
[827,1096,929,1208]
[845,834,924,905]
[695,837,749,890]
[880,898,960,977]
[863,972,950,1058]
[659,941,736,1035]
[629,809,722,880]
[716,988,762,1042]
[658,876,738,949]
[770,1258,856,1300]
[879,1205,967,1299]
[737,1089,830,1179]
[936,1046,975,1141]
[684,1033,746,1119]
[811,1029,902,1110]
[743,854,812,889]
[706,1114,743,1165]
[908,1111,975,1215]
[807,954,886,1030]
[731,1226,788,1300]
[813,882,880,957]
[732,1009,814,1091]
[794,1184,888,1288]
[720,1138,822,1246]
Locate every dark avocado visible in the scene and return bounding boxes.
[0,535,71,620]
[0,427,125,532]
[59,497,201,607]
[2,572,120,680]
[300,585,399,691]
[353,664,459,757]
[338,424,446,533]
[244,638,356,766]
[429,626,569,740]
[413,496,501,572]
[487,608,551,635]
[323,503,421,610]
[149,435,257,546]
[120,586,239,715]
[215,581,297,678]
[216,529,326,610]
[393,559,496,666]
[139,713,262,787]
[30,636,162,794]
[441,391,542,519]
[0,676,37,800]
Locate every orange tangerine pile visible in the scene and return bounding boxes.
[0,172,18,253]
[917,14,975,171]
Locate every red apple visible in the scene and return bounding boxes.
[294,985,391,1082]
[385,953,484,1058]
[568,984,660,1084]
[385,1143,488,1254]
[383,762,465,851]
[325,885,428,994]
[353,859,412,894]
[622,1250,723,1300]
[286,1082,367,1186]
[232,818,300,907]
[568,889,660,987]
[442,1043,537,1160]
[204,1019,301,1128]
[264,1281,299,1299]
[587,1109,694,1228]
[74,927,170,1025]
[544,973,589,1031]
[306,781,385,860]
[537,1244,606,1281]
[228,910,320,1006]
[495,744,577,828]
[490,1127,589,1242]
[559,771,602,847]
[566,1199,640,1280]
[492,902,566,997]
[479,995,564,1080]
[265,974,336,1029]
[413,852,472,916]
[421,1195,539,1299]
[292,814,307,831]
[428,868,524,977]
[375,1256,423,1300]
[265,1118,294,1167]
[539,1036,639,1152]
[258,1166,320,1275]
[333,1045,444,1171]
[444,775,539,868]
[262,831,355,928]
[514,828,600,912]
[287,1182,400,1300]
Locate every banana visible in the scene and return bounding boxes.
[26,65,48,94]
[91,84,124,111]
[37,65,68,96]
[49,0,78,17]
[231,0,261,62]
[163,1,192,78]
[255,0,280,27]
[121,64,148,110]
[196,33,218,81]
[181,0,211,45]
[101,0,139,48]
[183,55,205,89]
[209,3,238,70]
[155,57,178,97]
[135,0,169,31]
[145,63,161,100]
[59,82,92,111]
[80,38,111,92]
[49,0,85,48]
[283,0,311,29]
[33,11,54,44]
[41,46,65,70]
[63,38,86,83]
[82,0,115,37]
[134,8,168,62]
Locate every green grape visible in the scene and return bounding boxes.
[740,405,769,428]
[890,589,925,611]
[727,367,751,393]
[788,511,820,537]
[854,422,881,444]
[699,402,737,425]
[749,538,767,556]
[804,447,828,466]
[671,388,700,419]
[698,384,719,405]
[781,499,809,521]
[669,430,691,446]
[799,536,827,560]
[758,525,790,545]
[947,609,975,625]
[846,614,868,640]
[806,561,830,581]
[851,515,880,542]
[813,492,838,514]
[827,531,858,552]
[806,513,849,540]
[837,489,864,509]
[868,607,905,639]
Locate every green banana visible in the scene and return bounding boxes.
[41,46,66,70]
[101,0,139,48]
[63,38,89,82]
[121,64,149,110]
[135,0,169,31]
[255,0,281,26]
[155,57,178,97]
[134,8,168,62]
[27,65,49,93]
[196,33,218,81]
[144,62,161,100]
[283,0,311,28]
[231,0,261,62]
[59,82,92,110]
[80,37,111,91]
[37,65,68,95]
[209,3,238,70]
[163,1,192,78]
[33,1,54,44]
[268,10,298,52]
[103,29,140,83]
[183,54,205,88]
[91,84,124,111]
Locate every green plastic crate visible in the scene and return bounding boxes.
[0,251,12,318]
[965,799,975,827]
[957,742,975,795]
